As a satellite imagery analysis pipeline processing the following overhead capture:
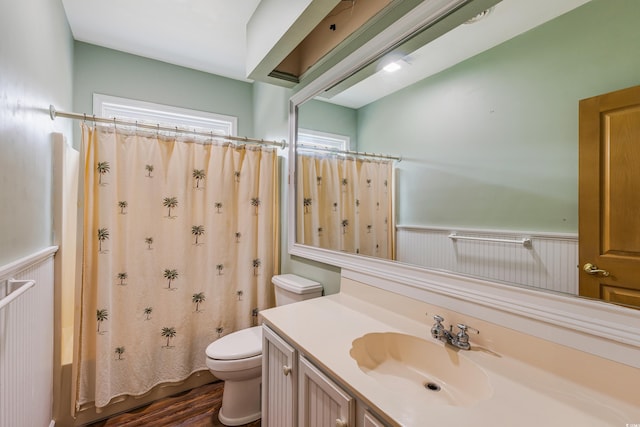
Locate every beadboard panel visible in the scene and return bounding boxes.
[396,226,578,294]
[0,248,57,427]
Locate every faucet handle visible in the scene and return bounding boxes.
[456,324,479,335]
[453,324,479,350]
[430,314,447,340]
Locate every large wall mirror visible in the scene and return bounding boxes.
[291,0,640,312]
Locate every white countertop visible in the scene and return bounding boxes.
[261,291,640,427]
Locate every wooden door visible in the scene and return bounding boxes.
[579,84,640,308]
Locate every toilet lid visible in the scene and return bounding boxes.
[206,326,262,360]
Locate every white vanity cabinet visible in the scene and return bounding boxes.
[262,325,391,427]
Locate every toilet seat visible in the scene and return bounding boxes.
[205,326,263,373]
[206,326,262,359]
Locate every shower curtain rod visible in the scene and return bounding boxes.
[297,142,401,161]
[49,105,287,149]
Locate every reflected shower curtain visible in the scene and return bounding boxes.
[296,153,394,259]
[75,124,278,409]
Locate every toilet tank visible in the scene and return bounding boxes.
[272,274,323,306]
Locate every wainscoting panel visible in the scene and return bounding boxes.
[396,226,578,294]
[0,247,57,427]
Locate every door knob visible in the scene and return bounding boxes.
[282,365,292,376]
[583,263,610,277]
[335,419,348,427]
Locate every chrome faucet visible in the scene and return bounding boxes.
[429,314,479,350]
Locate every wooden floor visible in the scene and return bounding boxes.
[86,382,261,427]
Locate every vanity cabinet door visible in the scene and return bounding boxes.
[299,356,355,427]
[262,326,297,427]
[361,410,386,427]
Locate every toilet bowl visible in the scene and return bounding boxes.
[205,274,322,426]
[205,326,263,426]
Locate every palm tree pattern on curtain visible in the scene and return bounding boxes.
[297,153,394,258]
[77,124,278,409]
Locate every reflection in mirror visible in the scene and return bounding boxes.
[295,0,640,304]
[296,145,396,258]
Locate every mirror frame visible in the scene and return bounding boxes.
[288,0,640,368]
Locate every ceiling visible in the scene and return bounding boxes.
[61,0,591,107]
[61,0,261,81]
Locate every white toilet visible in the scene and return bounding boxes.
[205,274,323,426]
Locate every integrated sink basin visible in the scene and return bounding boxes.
[350,332,493,407]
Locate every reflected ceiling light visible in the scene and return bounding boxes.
[382,54,412,73]
[383,61,402,73]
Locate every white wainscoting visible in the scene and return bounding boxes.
[396,226,578,294]
[0,247,57,427]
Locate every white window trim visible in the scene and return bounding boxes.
[297,128,350,151]
[92,93,238,136]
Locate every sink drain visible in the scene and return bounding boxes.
[425,382,441,392]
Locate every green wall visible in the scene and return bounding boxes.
[357,0,640,233]
[73,42,255,146]
[298,99,358,147]
[0,0,74,264]
[252,81,291,143]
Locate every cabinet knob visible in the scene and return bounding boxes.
[335,419,348,427]
[282,365,292,376]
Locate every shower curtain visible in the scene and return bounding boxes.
[296,152,395,259]
[75,124,278,410]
